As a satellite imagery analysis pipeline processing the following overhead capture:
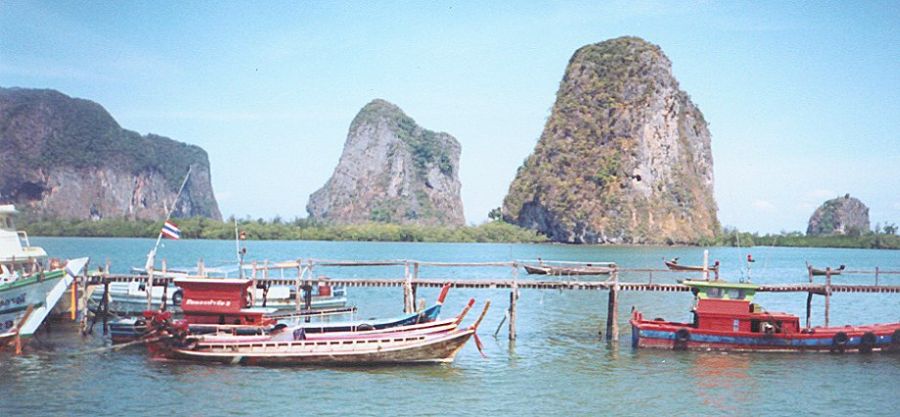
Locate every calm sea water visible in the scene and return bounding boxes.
[1,237,899,416]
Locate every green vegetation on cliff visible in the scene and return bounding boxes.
[701,227,900,250]
[22,217,548,243]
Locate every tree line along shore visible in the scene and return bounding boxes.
[20,217,900,249]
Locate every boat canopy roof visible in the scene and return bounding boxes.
[682,279,758,301]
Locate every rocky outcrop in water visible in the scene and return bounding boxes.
[307,99,464,226]
[0,87,221,220]
[807,194,870,236]
[502,37,718,244]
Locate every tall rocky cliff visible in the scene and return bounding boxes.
[807,194,870,236]
[0,87,221,221]
[503,37,718,244]
[307,99,464,226]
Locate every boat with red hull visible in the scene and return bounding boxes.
[631,280,900,353]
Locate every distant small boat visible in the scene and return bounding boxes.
[523,264,614,276]
[664,260,719,272]
[809,264,846,276]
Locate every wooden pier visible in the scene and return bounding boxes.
[74,259,900,342]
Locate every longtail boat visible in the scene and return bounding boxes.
[145,301,491,365]
[631,280,900,353]
[195,298,477,344]
[523,264,614,276]
[664,259,719,272]
[0,205,89,350]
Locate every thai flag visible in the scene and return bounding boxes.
[161,220,181,240]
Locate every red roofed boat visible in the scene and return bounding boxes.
[631,280,900,353]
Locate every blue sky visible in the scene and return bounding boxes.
[1,1,898,233]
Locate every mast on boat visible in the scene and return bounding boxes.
[143,167,192,308]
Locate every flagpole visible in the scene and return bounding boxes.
[144,167,193,310]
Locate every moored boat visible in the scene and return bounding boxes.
[664,259,719,272]
[0,205,89,349]
[631,279,900,353]
[145,300,490,365]
[523,263,615,276]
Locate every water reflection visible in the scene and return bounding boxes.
[690,353,755,416]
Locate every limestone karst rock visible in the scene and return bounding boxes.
[307,99,464,226]
[503,37,718,244]
[0,87,221,220]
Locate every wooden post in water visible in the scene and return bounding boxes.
[824,267,832,328]
[875,266,880,286]
[509,262,518,341]
[197,258,205,277]
[606,269,620,342]
[295,261,304,312]
[703,250,710,281]
[79,265,90,334]
[805,292,813,329]
[102,279,110,335]
[412,262,419,310]
[160,259,168,311]
[403,261,412,313]
[69,276,77,321]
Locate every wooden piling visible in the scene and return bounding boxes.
[198,258,206,277]
[875,266,880,286]
[805,292,813,329]
[412,262,419,310]
[606,270,620,342]
[304,282,313,323]
[509,262,518,341]
[295,262,304,312]
[79,263,90,334]
[146,259,154,311]
[69,277,77,321]
[102,280,110,335]
[160,259,168,311]
[403,261,412,313]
